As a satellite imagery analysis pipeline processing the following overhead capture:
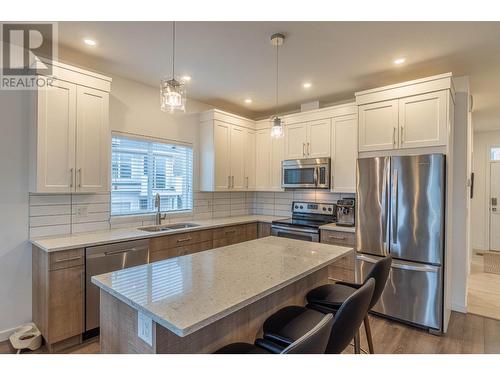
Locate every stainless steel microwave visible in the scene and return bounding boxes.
[282,158,330,189]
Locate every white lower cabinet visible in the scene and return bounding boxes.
[331,115,357,193]
[30,63,111,193]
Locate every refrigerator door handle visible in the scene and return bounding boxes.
[382,158,390,251]
[391,168,398,244]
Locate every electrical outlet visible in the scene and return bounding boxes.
[137,311,152,346]
[76,206,88,218]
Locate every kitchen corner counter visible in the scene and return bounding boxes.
[30,215,285,252]
[319,223,356,233]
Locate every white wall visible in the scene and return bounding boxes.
[471,130,500,251]
[0,90,33,340]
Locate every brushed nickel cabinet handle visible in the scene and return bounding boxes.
[246,176,249,189]
[54,256,82,263]
[70,168,74,188]
[225,229,236,234]
[78,168,82,188]
[401,126,404,143]
[232,176,235,189]
[307,142,310,156]
[176,237,192,243]
[303,143,305,156]
[228,176,231,189]
[392,127,396,147]
[329,235,346,240]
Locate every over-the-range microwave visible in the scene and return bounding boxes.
[282,158,330,189]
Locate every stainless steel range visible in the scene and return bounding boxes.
[271,202,336,242]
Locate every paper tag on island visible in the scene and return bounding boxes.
[138,311,153,346]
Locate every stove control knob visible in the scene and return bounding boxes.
[328,207,332,211]
[322,207,326,211]
[300,205,304,209]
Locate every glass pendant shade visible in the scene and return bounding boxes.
[270,116,284,138]
[160,78,186,112]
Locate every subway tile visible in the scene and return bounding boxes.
[110,220,144,229]
[72,193,110,204]
[30,204,71,217]
[213,198,230,205]
[274,209,291,217]
[213,192,231,199]
[29,194,71,206]
[73,203,110,214]
[194,192,213,200]
[30,224,71,238]
[230,192,246,199]
[29,214,71,227]
[230,209,250,217]
[194,205,211,214]
[260,208,275,216]
[72,221,110,234]
[293,190,316,202]
[213,210,231,218]
[72,212,110,224]
[193,212,212,220]
[230,197,246,205]
[256,192,275,199]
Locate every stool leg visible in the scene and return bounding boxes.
[364,314,374,354]
[354,332,361,354]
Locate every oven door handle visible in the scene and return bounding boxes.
[272,225,319,234]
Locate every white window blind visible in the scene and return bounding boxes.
[111,135,193,216]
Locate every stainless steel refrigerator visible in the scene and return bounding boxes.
[356,154,445,332]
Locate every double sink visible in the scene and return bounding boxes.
[138,222,201,232]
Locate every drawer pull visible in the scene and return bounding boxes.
[225,229,236,234]
[176,237,192,243]
[329,235,346,240]
[54,255,82,263]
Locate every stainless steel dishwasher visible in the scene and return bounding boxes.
[85,239,150,333]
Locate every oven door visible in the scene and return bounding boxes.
[271,225,319,242]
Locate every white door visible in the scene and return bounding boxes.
[75,86,109,192]
[285,123,307,159]
[244,130,256,190]
[229,125,245,190]
[331,115,357,193]
[308,119,331,158]
[399,90,448,149]
[213,121,231,191]
[255,129,271,190]
[490,163,500,251]
[35,78,77,192]
[358,99,399,152]
[271,135,285,190]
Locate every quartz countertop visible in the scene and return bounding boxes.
[319,223,356,233]
[30,215,285,252]
[91,236,352,337]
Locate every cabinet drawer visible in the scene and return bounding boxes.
[245,223,258,240]
[213,224,246,239]
[49,248,84,271]
[258,222,271,238]
[176,240,213,257]
[167,229,213,248]
[328,264,355,283]
[320,230,355,247]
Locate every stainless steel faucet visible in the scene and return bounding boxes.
[154,193,166,226]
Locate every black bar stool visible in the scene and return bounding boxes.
[259,278,375,354]
[306,255,392,354]
[214,313,334,354]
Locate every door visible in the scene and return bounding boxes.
[490,163,500,250]
[285,123,308,159]
[244,130,256,189]
[255,129,271,190]
[331,115,357,193]
[356,157,390,256]
[358,99,398,152]
[36,78,76,192]
[356,254,442,330]
[390,154,445,265]
[75,86,109,192]
[307,119,331,158]
[229,125,245,190]
[399,90,448,148]
[213,120,231,190]
[271,134,285,190]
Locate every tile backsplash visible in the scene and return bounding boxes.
[28,190,354,238]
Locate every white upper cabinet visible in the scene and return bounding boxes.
[270,135,285,190]
[331,115,357,193]
[358,100,399,152]
[285,119,331,159]
[229,125,245,190]
[255,129,271,190]
[75,86,109,192]
[244,130,256,190]
[398,91,448,149]
[30,61,111,193]
[212,120,231,191]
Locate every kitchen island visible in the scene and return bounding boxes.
[92,236,352,353]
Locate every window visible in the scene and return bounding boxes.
[491,147,500,161]
[111,135,193,216]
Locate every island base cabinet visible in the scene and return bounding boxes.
[320,229,355,283]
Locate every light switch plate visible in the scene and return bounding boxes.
[137,311,152,346]
[76,206,88,218]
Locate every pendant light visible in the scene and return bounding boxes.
[160,21,186,112]
[270,33,285,138]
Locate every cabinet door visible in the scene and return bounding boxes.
[285,123,307,159]
[48,266,84,343]
[230,125,245,190]
[75,86,109,192]
[271,134,285,190]
[308,119,331,158]
[399,90,448,149]
[358,100,398,152]
[332,115,357,193]
[255,129,271,190]
[244,130,256,190]
[213,120,231,191]
[36,79,76,192]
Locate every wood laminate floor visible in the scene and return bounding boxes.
[467,254,500,321]
[1,312,500,354]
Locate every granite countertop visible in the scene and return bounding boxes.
[91,236,352,337]
[30,215,285,252]
[319,223,356,233]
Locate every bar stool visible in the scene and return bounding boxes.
[259,278,375,354]
[214,313,334,354]
[306,255,392,354]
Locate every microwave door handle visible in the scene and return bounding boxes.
[314,167,319,186]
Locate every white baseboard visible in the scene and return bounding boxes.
[0,324,28,342]
[452,302,468,314]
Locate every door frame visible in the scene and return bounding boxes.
[487,146,500,250]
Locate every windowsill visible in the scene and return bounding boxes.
[110,210,194,224]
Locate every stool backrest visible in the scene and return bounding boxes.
[326,278,375,354]
[363,255,392,309]
[281,313,334,354]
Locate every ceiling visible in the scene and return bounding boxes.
[57,21,500,131]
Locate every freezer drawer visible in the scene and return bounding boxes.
[356,254,442,331]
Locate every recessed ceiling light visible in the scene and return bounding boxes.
[394,58,406,65]
[303,82,312,89]
[244,98,252,104]
[181,75,191,82]
[83,38,97,46]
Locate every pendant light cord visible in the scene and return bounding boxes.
[275,40,279,118]
[172,21,176,78]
